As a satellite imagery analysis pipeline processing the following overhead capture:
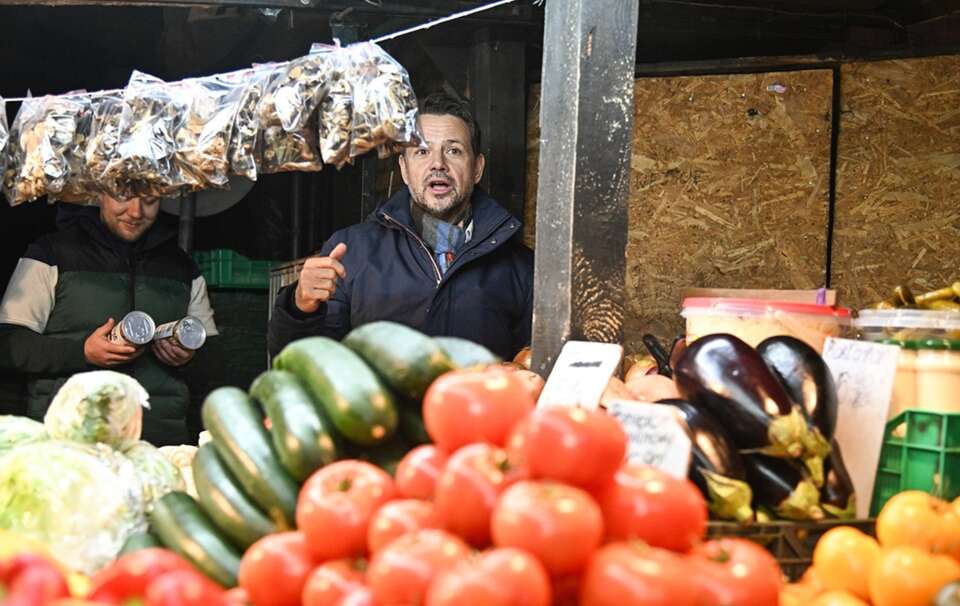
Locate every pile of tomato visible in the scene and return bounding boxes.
[784,491,960,606]
[236,367,784,606]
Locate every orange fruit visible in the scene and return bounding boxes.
[813,526,880,600]
[781,582,821,606]
[812,591,870,606]
[877,491,960,557]
[869,545,960,606]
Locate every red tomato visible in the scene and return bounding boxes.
[515,407,626,489]
[367,530,471,605]
[422,368,535,452]
[425,548,551,606]
[434,443,528,547]
[595,464,707,552]
[336,587,374,606]
[238,532,314,606]
[145,569,225,606]
[689,538,783,606]
[223,587,250,606]
[491,481,604,576]
[90,548,195,601]
[367,499,439,554]
[580,543,699,606]
[297,461,396,560]
[301,559,367,606]
[551,574,583,606]
[395,445,448,501]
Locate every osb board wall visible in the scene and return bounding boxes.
[833,56,960,309]
[525,70,834,352]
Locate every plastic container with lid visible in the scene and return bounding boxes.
[914,339,960,414]
[878,339,918,420]
[681,298,852,353]
[855,309,960,342]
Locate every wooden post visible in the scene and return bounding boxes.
[531,0,640,375]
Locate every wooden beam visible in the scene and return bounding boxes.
[530,0,640,375]
[470,27,526,222]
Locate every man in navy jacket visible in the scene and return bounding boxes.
[267,92,534,361]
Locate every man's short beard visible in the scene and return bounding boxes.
[410,186,471,222]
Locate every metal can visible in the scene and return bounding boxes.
[109,311,156,346]
[154,316,207,350]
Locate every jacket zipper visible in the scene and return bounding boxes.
[382,214,442,286]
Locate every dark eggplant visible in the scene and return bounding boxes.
[658,398,753,522]
[757,336,838,487]
[821,440,856,519]
[673,334,810,458]
[642,334,673,378]
[744,454,824,521]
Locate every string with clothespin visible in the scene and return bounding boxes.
[1,0,542,104]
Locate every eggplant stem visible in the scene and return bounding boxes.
[822,495,857,519]
[702,469,755,524]
[803,454,825,488]
[765,407,809,458]
[776,479,825,521]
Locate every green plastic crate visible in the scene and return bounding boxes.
[194,249,272,290]
[871,410,960,516]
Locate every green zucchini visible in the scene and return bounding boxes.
[344,322,455,400]
[192,442,279,550]
[201,387,299,527]
[273,337,398,447]
[398,405,431,446]
[250,370,338,481]
[433,336,500,368]
[348,432,412,477]
[150,491,242,588]
[118,531,161,555]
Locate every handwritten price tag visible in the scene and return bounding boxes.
[537,341,623,410]
[822,337,900,518]
[606,400,692,479]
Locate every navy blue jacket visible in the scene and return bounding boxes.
[268,189,534,361]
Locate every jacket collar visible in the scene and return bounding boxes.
[65,204,177,256]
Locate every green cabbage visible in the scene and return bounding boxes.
[0,440,146,574]
[44,371,148,450]
[0,415,47,458]
[123,441,185,510]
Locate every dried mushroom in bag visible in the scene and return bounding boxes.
[226,69,265,181]
[312,45,354,168]
[107,71,189,198]
[84,94,126,199]
[273,53,333,133]
[3,95,86,206]
[173,75,246,190]
[255,63,322,174]
[53,96,97,204]
[347,43,421,160]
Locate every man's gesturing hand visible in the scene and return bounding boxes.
[84,318,146,367]
[294,243,347,314]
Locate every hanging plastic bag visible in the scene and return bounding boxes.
[106,71,189,198]
[225,68,265,181]
[346,43,421,160]
[2,95,86,206]
[255,63,323,174]
[84,92,126,200]
[310,45,354,168]
[173,74,247,190]
[273,52,332,133]
[52,95,98,204]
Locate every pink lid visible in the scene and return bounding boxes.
[682,297,852,318]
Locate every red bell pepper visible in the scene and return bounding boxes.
[0,553,70,606]
[688,537,783,606]
[88,549,196,604]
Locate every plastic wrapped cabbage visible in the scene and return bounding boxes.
[44,371,149,450]
[158,444,198,499]
[0,415,47,458]
[0,440,146,574]
[124,441,185,510]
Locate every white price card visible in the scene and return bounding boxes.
[606,400,692,479]
[537,341,623,410]
[821,337,901,518]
